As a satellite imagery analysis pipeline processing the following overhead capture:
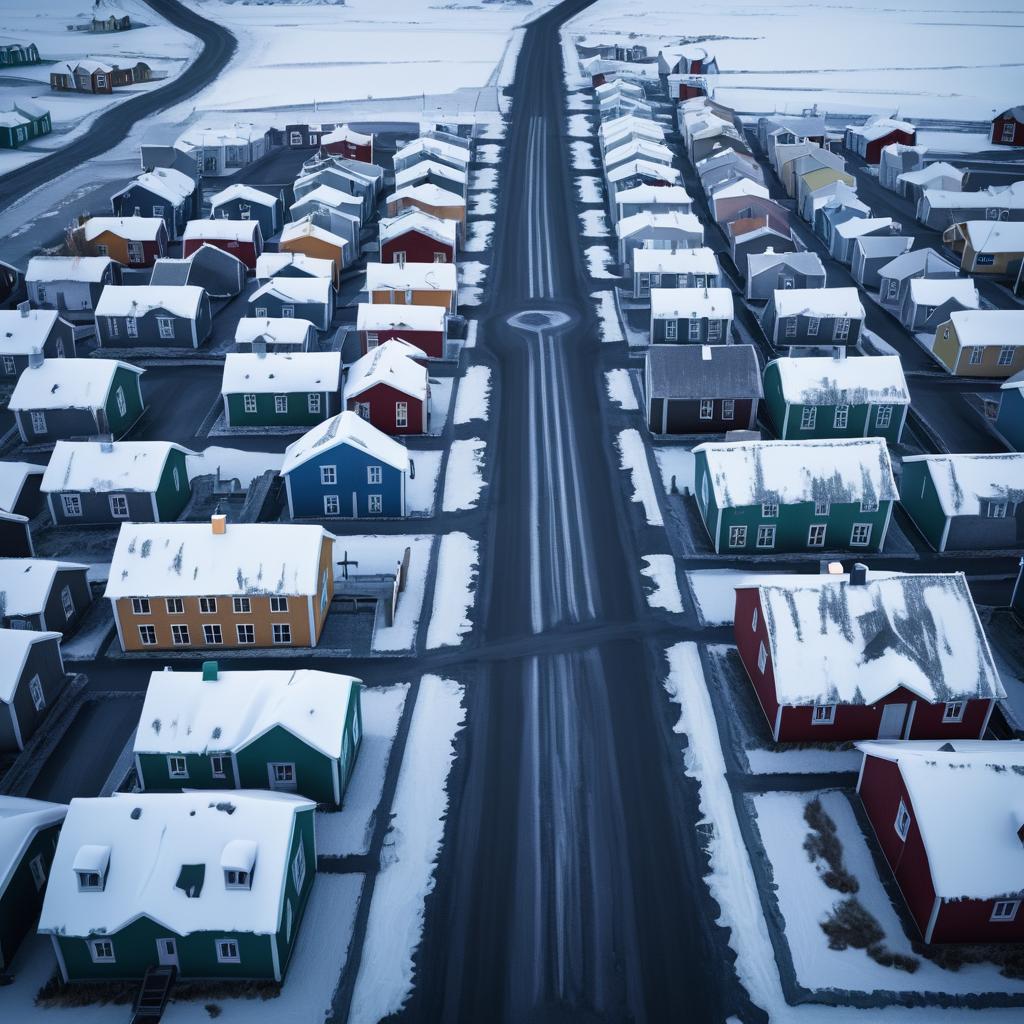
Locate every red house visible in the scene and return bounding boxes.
[355,303,447,359]
[991,107,1024,147]
[857,740,1024,944]
[844,117,916,164]
[343,340,429,435]
[379,210,457,266]
[734,567,1004,743]
[320,125,374,163]
[182,219,263,271]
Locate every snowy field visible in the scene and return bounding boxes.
[614,429,663,527]
[407,449,443,516]
[641,554,683,612]
[563,0,1024,122]
[454,365,492,425]
[604,368,637,410]
[592,289,623,342]
[576,175,605,204]
[442,438,488,512]
[427,376,454,436]
[579,209,610,237]
[586,246,617,280]
[426,532,479,649]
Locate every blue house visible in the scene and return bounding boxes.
[996,371,1024,450]
[280,410,409,518]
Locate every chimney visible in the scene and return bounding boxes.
[211,513,227,535]
[99,439,114,453]
[18,300,30,318]
[701,344,712,361]
[202,660,219,682]
[252,338,267,357]
[28,350,44,369]
[849,562,868,586]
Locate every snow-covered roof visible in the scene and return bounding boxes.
[292,184,363,212]
[95,285,205,320]
[847,116,915,141]
[279,218,347,251]
[387,183,466,209]
[82,217,164,242]
[607,159,681,185]
[960,220,1024,254]
[771,354,909,407]
[114,167,194,206]
[0,111,29,129]
[693,437,898,508]
[853,235,913,260]
[343,341,428,403]
[38,791,314,939]
[1001,370,1024,393]
[711,178,770,201]
[67,59,111,74]
[600,118,665,148]
[42,441,193,495]
[855,741,1024,901]
[182,219,260,243]
[756,571,1003,707]
[0,629,62,704]
[834,216,893,240]
[747,249,825,277]
[105,522,332,599]
[618,210,703,238]
[281,411,409,476]
[364,261,457,293]
[948,309,1024,347]
[322,125,372,147]
[903,453,1024,518]
[897,162,963,187]
[0,461,44,512]
[633,247,719,275]
[733,225,790,248]
[394,160,466,189]
[250,276,333,305]
[234,317,317,347]
[255,252,333,280]
[26,256,112,284]
[0,796,66,896]
[878,246,957,280]
[908,276,979,308]
[379,209,458,246]
[221,351,340,395]
[136,667,358,759]
[923,181,1024,211]
[356,302,445,332]
[604,137,674,166]
[614,184,691,207]
[772,287,864,319]
[651,287,733,320]
[9,358,142,412]
[394,136,469,166]
[209,183,278,210]
[0,559,88,616]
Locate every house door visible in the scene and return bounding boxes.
[878,703,907,739]
[355,402,371,420]
[156,938,178,967]
[782,276,795,289]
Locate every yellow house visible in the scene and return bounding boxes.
[931,309,1024,378]
[364,261,458,312]
[279,217,347,287]
[385,184,466,242]
[944,220,1024,278]
[799,166,855,197]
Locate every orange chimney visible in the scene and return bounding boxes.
[211,513,226,535]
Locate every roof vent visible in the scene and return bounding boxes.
[211,513,226,535]
[202,660,219,682]
[939,742,956,753]
[130,807,142,820]
[849,562,868,586]
[99,440,114,453]
[18,300,30,318]
[701,345,712,361]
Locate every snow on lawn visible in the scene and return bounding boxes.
[62,603,114,662]
[604,368,637,410]
[567,91,590,110]
[745,747,864,776]
[427,376,454,436]
[459,286,483,307]
[576,175,605,204]
[653,445,694,497]
[615,429,663,527]
[571,141,597,170]
[753,790,1024,996]
[641,555,683,612]
[461,261,488,287]
[470,167,498,190]
[579,209,610,237]
[470,191,496,216]
[407,449,443,516]
[349,675,465,1024]
[317,684,409,857]
[187,446,283,487]
[568,113,593,138]
[426,532,479,649]
[593,289,624,343]
[442,438,487,512]
[586,246,617,279]
[478,144,502,165]
[464,220,495,252]
[454,365,492,425]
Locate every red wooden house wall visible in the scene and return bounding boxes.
[991,114,1024,147]
[381,230,454,266]
[359,327,444,359]
[865,129,916,164]
[182,235,262,271]
[346,381,426,435]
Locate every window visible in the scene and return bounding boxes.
[29,853,46,890]
[834,317,850,342]
[151,205,165,219]
[992,900,1020,923]
[225,869,250,889]
[89,939,116,964]
[885,279,899,300]
[97,245,110,259]
[808,523,827,547]
[392,252,406,267]
[433,252,447,264]
[761,502,779,518]
[812,704,836,725]
[216,939,241,964]
[232,597,250,614]
[875,405,893,429]
[2,355,16,375]
[61,493,82,518]
[687,320,700,342]
[708,320,721,342]
[366,332,380,349]
[860,497,879,513]
[665,320,678,341]
[833,405,849,429]
[324,494,341,515]
[320,568,330,613]
[126,316,138,338]
[894,799,911,841]
[203,624,223,645]
[272,623,292,644]
[115,386,127,417]
[271,762,295,786]
[395,401,408,428]
[210,755,227,779]
[274,395,288,414]
[942,700,965,723]
[270,596,288,613]
[728,525,747,548]
[785,316,798,338]
[30,410,47,434]
[721,399,735,420]
[800,407,817,431]
[806,316,820,337]
[1002,122,1016,143]
[699,398,714,420]
[814,500,830,516]
[988,500,1009,519]
[127,242,144,265]
[61,585,75,621]
[198,597,217,614]
[850,523,873,546]
[751,608,759,632]
[236,623,255,645]
[308,392,321,414]
[969,346,984,366]
[757,641,768,673]
[292,841,306,891]
[109,494,129,518]
[289,131,302,146]
[166,598,184,615]
[756,525,776,549]
[78,870,103,892]
[367,465,382,485]
[167,755,188,779]
[998,346,1015,367]
[171,624,190,646]
[320,465,337,485]
[29,674,45,712]
[253,306,268,318]
[138,624,157,646]
[131,598,150,615]
[243,393,257,414]
[368,494,383,514]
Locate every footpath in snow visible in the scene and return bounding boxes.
[426,532,479,649]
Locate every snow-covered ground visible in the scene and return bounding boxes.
[615,428,663,527]
[567,113,592,138]
[426,532,479,649]
[349,674,465,1024]
[641,554,683,612]
[586,246,617,280]
[592,289,624,342]
[570,141,597,170]
[470,167,498,191]
[652,445,694,497]
[579,209,610,237]
[604,368,637,410]
[464,220,495,252]
[427,376,454,436]
[186,446,282,487]
[407,449,443,516]
[470,191,496,216]
[454,365,492,425]
[442,438,487,512]
[576,175,605,204]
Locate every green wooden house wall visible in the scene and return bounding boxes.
[897,460,948,550]
[153,447,191,521]
[225,390,336,429]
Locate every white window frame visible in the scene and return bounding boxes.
[728,525,747,548]
[236,623,255,645]
[665,320,678,341]
[274,395,288,414]
[271,762,295,786]
[367,465,383,485]
[814,500,829,516]
[324,494,341,515]
[29,853,46,890]
[1001,122,1016,143]
[61,584,75,621]
[30,410,47,434]
[202,623,223,645]
[199,597,217,614]
[368,494,383,514]
[243,393,258,414]
[138,624,157,646]
[860,497,879,513]
[29,674,45,712]
[270,596,288,613]
[131,597,150,615]
[875,405,893,429]
[756,525,776,549]
[833,405,849,429]
[699,398,714,420]
[811,703,836,725]
[687,319,700,342]
[210,755,227,779]
[894,799,911,842]
[784,316,798,338]
[109,494,129,519]
[89,939,116,964]
[991,900,1020,923]
[215,938,241,964]
[232,597,250,614]
[292,841,306,891]
[969,346,984,366]
[308,392,321,414]
[761,502,779,519]
[808,523,827,548]
[167,755,188,779]
[320,465,337,485]
[395,401,409,428]
[942,700,965,723]
[988,500,1008,519]
[126,316,138,339]
[721,398,735,420]
[115,385,127,417]
[806,316,820,337]
[997,346,1014,366]
[800,407,817,431]
[166,597,184,615]
[757,641,768,674]
[272,623,292,645]
[170,623,190,646]
[751,608,759,632]
[61,493,83,518]
[2,355,16,375]
[850,523,873,547]
[834,317,851,342]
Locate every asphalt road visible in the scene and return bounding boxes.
[0,0,237,208]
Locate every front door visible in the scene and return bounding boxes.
[782,276,795,289]
[878,702,907,739]
[355,402,371,420]
[156,938,178,967]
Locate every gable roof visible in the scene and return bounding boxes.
[356,302,445,332]
[221,351,340,395]
[897,161,963,187]
[0,461,44,512]
[711,178,770,201]
[903,453,1024,517]
[291,184,363,216]
[651,287,734,320]
[321,124,372,147]
[113,167,194,206]
[280,217,348,252]
[250,276,333,306]
[394,136,470,166]
[0,629,62,703]
[607,159,680,185]
[95,285,204,319]
[0,796,66,896]
[617,210,703,238]
[183,219,260,243]
[847,116,915,141]
[343,341,428,403]
[878,246,958,280]
[960,219,1024,254]
[9,358,142,412]
[614,184,691,207]
[209,183,278,209]
[281,410,410,476]
[646,343,762,400]
[38,791,313,939]
[82,216,165,243]
[379,209,457,246]
[923,181,1024,211]
[770,354,909,407]
[947,309,1024,347]
[0,559,88,616]
[234,317,317,347]
[386,183,466,209]
[693,437,898,508]
[365,261,457,293]
[834,217,893,240]
[755,571,1003,707]
[255,252,334,280]
[747,249,825,278]
[394,160,466,189]
[26,256,113,284]
[908,276,979,308]
[633,247,719,275]
[42,441,192,495]
[853,235,913,260]
[771,286,864,319]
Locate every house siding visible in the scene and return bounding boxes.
[3,637,65,752]
[0,822,60,970]
[369,287,455,312]
[112,185,190,240]
[380,231,454,267]
[346,381,427,435]
[247,294,331,333]
[651,315,731,345]
[97,303,211,349]
[648,396,756,434]
[746,266,825,302]
[237,726,336,804]
[225,391,337,429]
[995,387,1024,449]
[286,446,405,519]
[211,197,280,242]
[359,328,444,360]
[49,487,156,527]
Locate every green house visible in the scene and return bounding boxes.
[38,791,315,982]
[221,351,341,429]
[0,110,32,149]
[763,354,909,443]
[692,437,897,554]
[134,664,362,807]
[13,99,51,139]
[0,796,66,971]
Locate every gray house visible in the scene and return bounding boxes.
[731,224,796,268]
[616,211,704,272]
[289,186,361,253]
[0,559,90,634]
[149,245,247,300]
[209,183,283,242]
[0,308,77,380]
[651,287,734,344]
[815,196,871,247]
[830,217,895,266]
[249,277,333,332]
[633,247,720,299]
[850,235,913,290]
[613,184,692,224]
[94,285,212,349]
[110,167,197,241]
[235,317,317,353]
[745,249,826,302]
[877,247,960,311]
[25,257,118,319]
[0,629,65,752]
[900,277,979,333]
[255,252,334,285]
[761,287,865,348]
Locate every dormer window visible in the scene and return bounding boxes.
[225,869,251,890]
[74,845,110,892]
[221,839,257,891]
